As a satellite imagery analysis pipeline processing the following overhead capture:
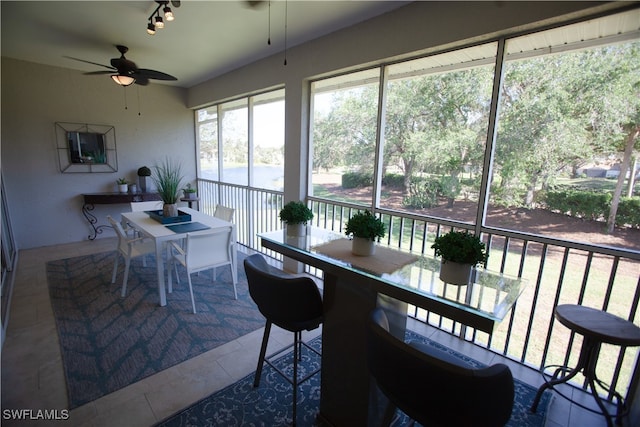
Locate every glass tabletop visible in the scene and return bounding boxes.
[259,227,526,324]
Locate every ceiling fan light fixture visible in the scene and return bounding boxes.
[154,14,164,28]
[111,75,136,86]
[147,22,156,35]
[163,6,174,21]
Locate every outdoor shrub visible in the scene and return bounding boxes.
[544,189,610,220]
[403,178,440,208]
[342,172,372,189]
[616,197,640,228]
[439,175,461,200]
[382,173,405,189]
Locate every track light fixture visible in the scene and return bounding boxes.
[146,1,178,35]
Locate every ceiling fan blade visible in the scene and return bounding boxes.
[245,0,267,9]
[171,0,181,7]
[65,56,115,71]
[136,69,177,81]
[134,76,150,86]
[83,71,115,75]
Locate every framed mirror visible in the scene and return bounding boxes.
[55,122,118,173]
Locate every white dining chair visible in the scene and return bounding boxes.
[128,201,163,238]
[213,204,235,222]
[130,201,162,212]
[107,215,156,297]
[167,227,237,313]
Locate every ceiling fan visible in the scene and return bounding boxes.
[67,45,177,87]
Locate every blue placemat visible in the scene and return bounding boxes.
[165,222,210,233]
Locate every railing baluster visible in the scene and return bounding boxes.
[197,180,640,403]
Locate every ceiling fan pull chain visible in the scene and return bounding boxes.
[123,86,128,110]
[267,1,271,45]
[137,85,142,116]
[283,0,288,65]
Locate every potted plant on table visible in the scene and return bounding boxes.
[116,178,128,194]
[431,230,488,285]
[344,210,386,256]
[137,166,152,192]
[279,201,314,236]
[151,158,184,218]
[183,183,197,200]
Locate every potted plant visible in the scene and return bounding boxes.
[137,166,152,192]
[279,201,314,236]
[116,177,128,193]
[344,210,386,256]
[183,183,197,200]
[151,158,184,218]
[431,230,488,285]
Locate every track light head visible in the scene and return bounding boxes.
[163,6,174,21]
[155,14,164,29]
[147,21,156,35]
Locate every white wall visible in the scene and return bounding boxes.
[1,58,194,249]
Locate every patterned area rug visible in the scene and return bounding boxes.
[47,250,264,409]
[156,331,552,427]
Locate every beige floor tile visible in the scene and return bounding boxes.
[2,239,605,427]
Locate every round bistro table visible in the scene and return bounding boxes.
[530,304,640,427]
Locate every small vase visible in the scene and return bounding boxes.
[118,184,128,193]
[183,191,197,200]
[439,261,473,285]
[139,176,148,192]
[352,237,375,256]
[286,223,306,237]
[163,203,178,218]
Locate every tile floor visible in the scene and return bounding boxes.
[1,239,616,426]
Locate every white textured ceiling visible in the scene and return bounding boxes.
[1,1,409,88]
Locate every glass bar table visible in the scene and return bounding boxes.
[259,227,526,427]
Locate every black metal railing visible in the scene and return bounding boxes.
[197,178,640,403]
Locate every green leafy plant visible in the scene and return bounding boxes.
[151,158,184,204]
[279,201,314,225]
[183,183,197,193]
[431,230,488,267]
[137,166,152,177]
[344,210,386,241]
[116,177,128,185]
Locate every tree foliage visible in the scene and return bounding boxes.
[311,41,639,230]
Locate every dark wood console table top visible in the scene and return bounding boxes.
[82,192,162,240]
[531,304,640,427]
[83,192,162,205]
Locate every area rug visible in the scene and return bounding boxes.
[47,251,264,409]
[155,331,552,427]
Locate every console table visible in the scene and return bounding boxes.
[82,192,161,240]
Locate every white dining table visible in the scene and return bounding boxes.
[120,207,237,307]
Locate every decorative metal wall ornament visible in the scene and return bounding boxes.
[55,122,118,173]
